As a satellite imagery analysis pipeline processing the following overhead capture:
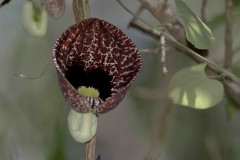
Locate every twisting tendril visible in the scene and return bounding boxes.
[14,58,51,80]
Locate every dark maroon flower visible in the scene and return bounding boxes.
[52,18,141,114]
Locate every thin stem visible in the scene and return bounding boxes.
[115,0,240,85]
[82,0,87,19]
[72,0,90,22]
[128,5,144,25]
[129,20,160,39]
[224,0,233,69]
[14,58,51,80]
[72,1,95,160]
[201,0,208,23]
[116,0,162,30]
[85,136,96,160]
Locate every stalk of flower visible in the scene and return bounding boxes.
[52,18,142,159]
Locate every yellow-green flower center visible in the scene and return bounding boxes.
[78,86,99,98]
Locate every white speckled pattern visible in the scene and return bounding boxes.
[53,18,141,114]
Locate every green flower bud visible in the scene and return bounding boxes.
[68,110,97,143]
[22,1,48,37]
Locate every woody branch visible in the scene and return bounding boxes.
[134,0,240,106]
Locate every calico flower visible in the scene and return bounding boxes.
[53,18,141,114]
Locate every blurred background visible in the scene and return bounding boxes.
[0,0,240,160]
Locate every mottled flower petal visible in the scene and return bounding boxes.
[53,18,141,114]
[41,0,65,18]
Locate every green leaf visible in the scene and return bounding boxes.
[168,63,224,109]
[233,0,240,6]
[175,0,215,49]
[207,13,225,29]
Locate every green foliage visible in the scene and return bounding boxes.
[175,0,215,49]
[233,0,240,6]
[168,63,224,109]
[208,10,240,29]
[207,13,225,29]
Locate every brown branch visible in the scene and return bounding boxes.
[134,22,240,107]
[137,0,240,107]
[201,0,208,23]
[138,0,186,44]
[85,136,96,160]
[129,20,160,39]
[224,0,233,69]
[128,5,160,39]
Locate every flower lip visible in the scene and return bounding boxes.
[53,18,142,114]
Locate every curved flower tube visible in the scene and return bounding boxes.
[41,0,65,19]
[53,18,141,114]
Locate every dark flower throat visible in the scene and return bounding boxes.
[65,66,113,100]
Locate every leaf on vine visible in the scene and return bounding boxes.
[168,63,224,109]
[175,0,215,49]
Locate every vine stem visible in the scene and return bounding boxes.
[82,0,87,19]
[82,0,95,158]
[82,1,96,157]
[72,1,95,160]
[73,0,90,22]
[115,0,240,85]
[201,0,208,23]
[85,136,96,160]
